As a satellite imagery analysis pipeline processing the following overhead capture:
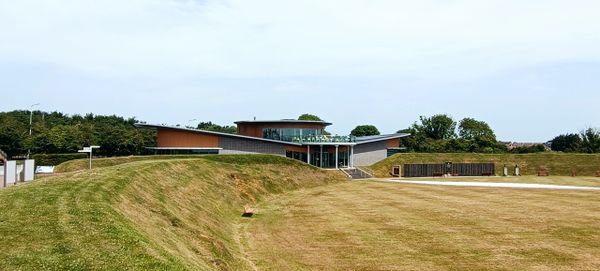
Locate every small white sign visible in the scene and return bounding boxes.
[35,166,55,174]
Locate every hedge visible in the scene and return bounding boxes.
[31,153,89,166]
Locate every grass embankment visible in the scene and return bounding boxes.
[0,155,345,270]
[54,155,202,173]
[370,153,600,177]
[246,180,600,270]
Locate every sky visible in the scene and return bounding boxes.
[1,0,599,142]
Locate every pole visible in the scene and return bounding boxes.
[335,145,339,169]
[320,145,323,168]
[89,148,93,170]
[27,103,39,159]
[350,145,354,168]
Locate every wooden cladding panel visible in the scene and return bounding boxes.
[157,129,220,148]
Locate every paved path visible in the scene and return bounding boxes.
[388,180,600,191]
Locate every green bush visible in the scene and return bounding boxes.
[32,153,88,166]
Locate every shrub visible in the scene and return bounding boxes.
[32,153,88,166]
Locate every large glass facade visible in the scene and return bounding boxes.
[287,149,350,168]
[309,150,349,168]
[262,128,355,143]
[263,128,321,141]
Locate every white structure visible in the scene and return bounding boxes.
[23,159,35,182]
[4,160,17,187]
[36,166,55,174]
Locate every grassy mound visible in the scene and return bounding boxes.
[54,155,202,173]
[369,153,600,177]
[0,155,345,270]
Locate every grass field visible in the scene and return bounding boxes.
[369,152,600,177]
[0,155,345,270]
[3,155,600,270]
[396,175,600,188]
[244,178,600,270]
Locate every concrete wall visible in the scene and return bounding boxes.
[219,137,286,156]
[353,141,388,166]
[4,161,16,187]
[24,159,35,182]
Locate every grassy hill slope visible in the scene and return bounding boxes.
[0,155,346,270]
[54,155,202,173]
[369,153,600,177]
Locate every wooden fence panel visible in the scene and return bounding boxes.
[403,163,495,177]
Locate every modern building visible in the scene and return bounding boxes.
[136,119,409,168]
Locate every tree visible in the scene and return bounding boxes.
[458,118,496,141]
[196,122,237,134]
[298,114,322,121]
[0,112,28,157]
[0,110,156,157]
[550,133,581,152]
[414,114,456,140]
[351,125,380,137]
[579,128,600,153]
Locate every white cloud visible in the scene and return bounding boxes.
[1,0,599,80]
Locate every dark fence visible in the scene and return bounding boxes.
[403,163,495,177]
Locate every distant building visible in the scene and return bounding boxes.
[502,141,551,151]
[136,119,409,168]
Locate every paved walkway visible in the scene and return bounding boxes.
[388,180,600,191]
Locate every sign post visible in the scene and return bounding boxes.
[78,146,100,170]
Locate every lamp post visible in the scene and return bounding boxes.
[27,103,40,159]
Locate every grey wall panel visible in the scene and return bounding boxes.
[4,161,17,187]
[219,137,286,156]
[24,159,35,182]
[353,141,388,166]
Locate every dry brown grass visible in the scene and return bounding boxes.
[244,178,600,270]
[393,175,600,188]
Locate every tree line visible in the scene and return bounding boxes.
[0,110,155,158]
[347,114,600,154]
[2,110,599,158]
[550,128,600,153]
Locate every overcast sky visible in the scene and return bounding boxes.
[1,0,599,142]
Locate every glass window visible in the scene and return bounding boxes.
[263,128,322,141]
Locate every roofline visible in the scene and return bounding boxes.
[354,133,411,145]
[234,120,332,126]
[135,123,304,146]
[145,147,223,150]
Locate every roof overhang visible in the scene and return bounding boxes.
[135,123,304,146]
[354,133,411,145]
[145,147,223,150]
[234,119,332,126]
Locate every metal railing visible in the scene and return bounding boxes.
[279,135,356,143]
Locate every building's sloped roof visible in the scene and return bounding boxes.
[135,123,410,146]
[135,123,304,146]
[355,133,411,145]
[234,119,332,126]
